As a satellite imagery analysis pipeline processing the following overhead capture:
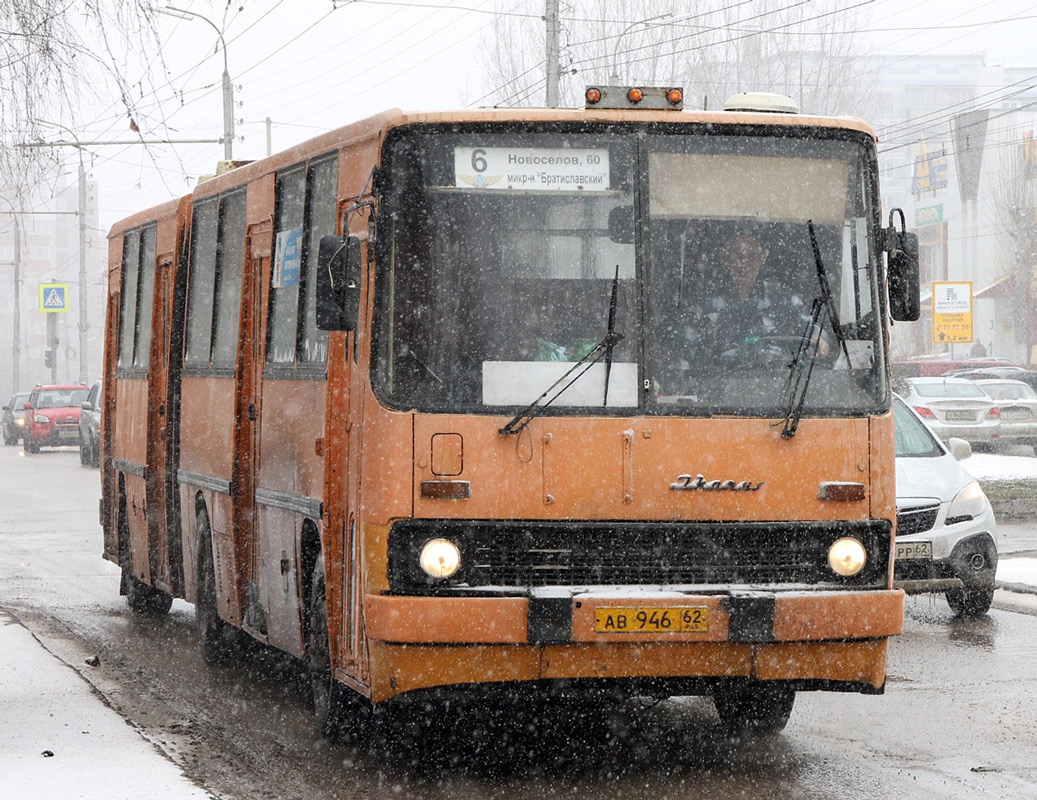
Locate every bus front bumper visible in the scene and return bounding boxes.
[366,588,904,645]
[360,589,904,700]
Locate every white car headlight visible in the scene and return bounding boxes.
[947,480,988,523]
[33,414,50,424]
[828,537,867,577]
[419,538,461,579]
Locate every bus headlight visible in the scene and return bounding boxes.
[419,538,461,579]
[828,537,867,577]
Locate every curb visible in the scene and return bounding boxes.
[988,498,1037,519]
[995,580,1037,596]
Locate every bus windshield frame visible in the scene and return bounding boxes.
[372,122,888,418]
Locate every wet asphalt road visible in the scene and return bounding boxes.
[2,445,1036,799]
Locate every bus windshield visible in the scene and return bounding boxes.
[374,125,886,416]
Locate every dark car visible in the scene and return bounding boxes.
[2,392,30,445]
[79,380,102,467]
[22,383,89,453]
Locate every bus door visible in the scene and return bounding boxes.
[146,225,181,594]
[323,214,369,687]
[237,208,273,637]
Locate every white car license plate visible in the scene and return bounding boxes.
[944,410,974,421]
[895,541,933,560]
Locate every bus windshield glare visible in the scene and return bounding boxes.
[374,126,886,416]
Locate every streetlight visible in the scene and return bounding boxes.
[611,13,673,81]
[157,6,235,160]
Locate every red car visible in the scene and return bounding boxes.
[22,383,89,453]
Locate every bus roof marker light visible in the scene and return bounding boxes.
[584,85,683,110]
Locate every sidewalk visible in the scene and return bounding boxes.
[0,609,213,800]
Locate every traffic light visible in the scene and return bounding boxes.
[44,349,54,369]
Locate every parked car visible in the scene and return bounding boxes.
[78,380,102,467]
[22,383,89,453]
[970,378,1037,452]
[899,376,1001,449]
[944,366,1037,392]
[1,391,30,445]
[893,395,998,617]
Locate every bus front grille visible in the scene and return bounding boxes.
[388,519,892,593]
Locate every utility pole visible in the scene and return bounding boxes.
[545,0,560,107]
[13,216,21,390]
[77,153,88,384]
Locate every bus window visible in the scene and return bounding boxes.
[375,131,636,409]
[185,198,219,368]
[211,191,247,367]
[269,156,338,367]
[299,156,336,364]
[117,230,141,369]
[269,166,305,365]
[133,225,158,369]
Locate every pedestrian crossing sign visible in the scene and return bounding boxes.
[39,283,69,313]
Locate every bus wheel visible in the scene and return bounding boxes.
[712,682,795,735]
[123,568,173,615]
[195,509,239,665]
[306,560,360,739]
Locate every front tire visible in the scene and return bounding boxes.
[79,433,90,465]
[713,682,795,735]
[307,556,368,740]
[946,586,994,617]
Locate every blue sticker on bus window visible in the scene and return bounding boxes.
[273,227,303,288]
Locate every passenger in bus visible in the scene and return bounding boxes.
[681,230,829,366]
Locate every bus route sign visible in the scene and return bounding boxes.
[454,147,610,191]
[932,281,973,343]
[39,283,69,313]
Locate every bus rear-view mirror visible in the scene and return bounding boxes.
[316,235,362,331]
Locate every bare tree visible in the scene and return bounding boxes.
[471,0,874,116]
[0,1,157,189]
[991,137,1037,361]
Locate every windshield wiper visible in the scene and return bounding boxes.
[603,265,620,406]
[779,220,849,439]
[500,267,624,436]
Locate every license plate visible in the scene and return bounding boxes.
[594,606,709,633]
[1003,408,1030,420]
[944,410,974,421]
[895,541,933,560]
[59,430,78,440]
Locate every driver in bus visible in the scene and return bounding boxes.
[682,229,830,364]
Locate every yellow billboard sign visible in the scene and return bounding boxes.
[932,281,973,343]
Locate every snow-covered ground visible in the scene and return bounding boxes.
[962,451,1037,481]
[0,610,213,800]
[959,452,1037,588]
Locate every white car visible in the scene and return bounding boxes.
[900,376,1001,449]
[972,378,1037,451]
[893,395,998,616]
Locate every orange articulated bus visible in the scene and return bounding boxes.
[101,87,920,736]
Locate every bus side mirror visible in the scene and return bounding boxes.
[888,231,920,322]
[316,235,362,331]
[608,205,634,244]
